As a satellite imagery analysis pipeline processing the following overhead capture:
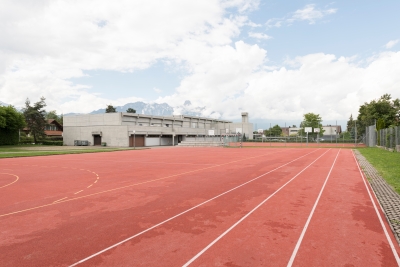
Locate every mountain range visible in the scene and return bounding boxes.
[0,100,220,118]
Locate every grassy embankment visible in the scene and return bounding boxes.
[0,145,143,159]
[357,147,400,194]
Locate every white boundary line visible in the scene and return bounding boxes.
[286,149,340,267]
[182,149,331,267]
[69,149,322,266]
[351,150,400,265]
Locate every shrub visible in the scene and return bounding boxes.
[41,140,64,146]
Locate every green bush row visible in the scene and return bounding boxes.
[0,129,19,145]
[40,140,64,146]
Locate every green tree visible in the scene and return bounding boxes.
[299,113,324,140]
[105,104,117,113]
[23,97,47,143]
[346,114,356,139]
[0,106,25,145]
[46,110,63,125]
[357,94,400,135]
[126,108,136,113]
[264,125,282,136]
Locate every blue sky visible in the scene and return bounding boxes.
[1,0,399,129]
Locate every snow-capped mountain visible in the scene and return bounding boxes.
[90,102,174,116]
[67,101,219,118]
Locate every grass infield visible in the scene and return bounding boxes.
[0,145,145,158]
[357,147,400,195]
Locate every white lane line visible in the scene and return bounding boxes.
[351,150,400,265]
[69,149,322,267]
[53,197,68,203]
[286,149,340,267]
[183,149,331,267]
[94,180,98,183]
[87,184,93,188]
[74,190,83,194]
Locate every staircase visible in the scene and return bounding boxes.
[177,140,224,147]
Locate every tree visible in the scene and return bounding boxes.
[299,113,324,140]
[126,108,136,113]
[105,104,117,113]
[23,97,47,143]
[0,106,25,145]
[356,94,400,135]
[46,110,63,125]
[346,114,355,139]
[264,125,282,136]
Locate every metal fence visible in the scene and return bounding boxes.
[365,125,377,147]
[377,126,400,149]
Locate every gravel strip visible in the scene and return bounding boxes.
[354,149,400,245]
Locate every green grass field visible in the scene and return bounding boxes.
[357,148,400,194]
[0,145,144,158]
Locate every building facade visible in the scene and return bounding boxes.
[63,112,253,147]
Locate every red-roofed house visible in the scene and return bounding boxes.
[23,119,63,137]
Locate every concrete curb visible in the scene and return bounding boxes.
[354,150,400,245]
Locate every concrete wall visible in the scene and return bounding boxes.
[64,112,254,146]
[63,125,129,146]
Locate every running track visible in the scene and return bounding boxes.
[0,147,399,266]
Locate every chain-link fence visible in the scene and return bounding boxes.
[365,125,377,147]
[377,126,400,149]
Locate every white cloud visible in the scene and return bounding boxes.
[0,0,258,111]
[153,87,162,93]
[266,4,337,28]
[1,0,399,124]
[248,32,272,40]
[291,4,337,24]
[385,39,399,49]
[159,49,400,121]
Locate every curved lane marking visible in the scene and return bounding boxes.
[0,173,20,189]
[1,149,299,218]
[5,163,100,203]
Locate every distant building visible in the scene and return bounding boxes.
[63,112,253,147]
[23,119,63,137]
[322,125,342,137]
[281,127,301,136]
[280,125,342,137]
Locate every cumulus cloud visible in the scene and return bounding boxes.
[248,32,272,40]
[1,0,399,124]
[385,39,399,49]
[153,87,162,93]
[0,0,257,111]
[266,4,337,28]
[158,49,400,121]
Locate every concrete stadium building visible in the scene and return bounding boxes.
[63,112,253,147]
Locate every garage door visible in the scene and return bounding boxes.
[129,135,145,147]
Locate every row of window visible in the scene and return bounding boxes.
[45,125,58,131]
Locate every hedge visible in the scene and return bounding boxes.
[41,140,64,146]
[0,129,19,145]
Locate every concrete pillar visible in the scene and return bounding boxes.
[242,112,249,123]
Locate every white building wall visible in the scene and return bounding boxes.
[64,112,253,147]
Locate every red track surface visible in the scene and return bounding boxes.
[230,142,366,148]
[0,147,398,266]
